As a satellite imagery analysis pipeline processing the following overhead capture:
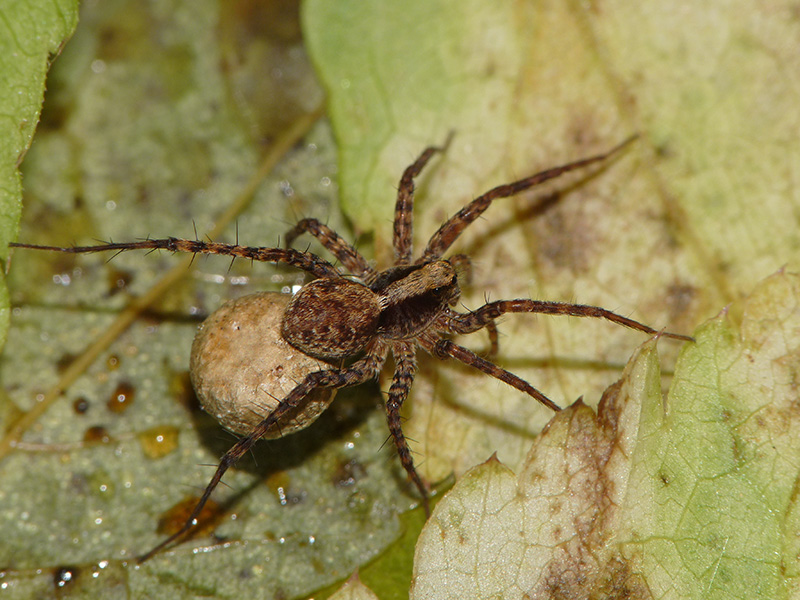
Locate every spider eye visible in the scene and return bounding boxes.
[432,278,457,298]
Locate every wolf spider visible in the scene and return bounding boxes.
[11,135,691,562]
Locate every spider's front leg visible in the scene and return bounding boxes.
[393,135,453,265]
[419,136,638,263]
[9,238,341,279]
[385,341,431,514]
[138,341,388,563]
[284,218,374,279]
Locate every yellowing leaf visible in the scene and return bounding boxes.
[305,0,799,521]
[413,272,800,599]
[331,573,381,600]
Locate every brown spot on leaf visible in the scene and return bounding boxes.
[83,426,112,444]
[72,397,89,414]
[56,353,77,374]
[530,551,652,600]
[106,354,121,370]
[138,426,180,459]
[106,268,133,296]
[157,496,224,538]
[107,381,135,413]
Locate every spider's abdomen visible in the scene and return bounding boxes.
[282,277,381,360]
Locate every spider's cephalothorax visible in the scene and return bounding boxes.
[282,260,460,361]
[10,136,692,562]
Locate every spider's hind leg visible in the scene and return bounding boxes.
[138,342,389,563]
[386,341,430,514]
[445,298,693,342]
[420,334,561,412]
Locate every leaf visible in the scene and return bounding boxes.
[2,0,798,598]
[303,0,799,597]
[330,573,381,600]
[0,0,78,347]
[304,0,799,511]
[413,271,800,599]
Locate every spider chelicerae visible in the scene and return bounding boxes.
[11,135,691,562]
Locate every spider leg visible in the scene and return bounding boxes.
[446,299,693,342]
[394,135,453,265]
[137,341,388,563]
[385,341,429,514]
[419,333,561,412]
[10,238,341,279]
[285,217,374,279]
[419,136,637,262]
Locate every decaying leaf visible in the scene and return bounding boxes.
[331,572,381,600]
[413,271,800,600]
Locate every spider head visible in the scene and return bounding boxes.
[423,260,461,306]
[374,260,460,339]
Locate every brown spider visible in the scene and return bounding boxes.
[10,136,691,562]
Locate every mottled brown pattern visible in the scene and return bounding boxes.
[11,135,691,562]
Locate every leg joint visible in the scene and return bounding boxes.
[433,339,452,360]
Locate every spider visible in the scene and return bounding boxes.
[10,135,691,562]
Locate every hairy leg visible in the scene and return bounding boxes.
[138,340,389,563]
[420,136,637,262]
[385,341,429,513]
[444,300,693,342]
[419,333,561,412]
[285,217,374,278]
[10,238,342,279]
[393,135,453,265]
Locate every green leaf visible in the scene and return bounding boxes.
[303,0,525,236]
[0,0,78,346]
[414,272,800,599]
